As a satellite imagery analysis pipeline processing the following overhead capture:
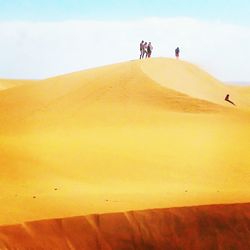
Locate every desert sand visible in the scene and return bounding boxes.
[0,58,249,235]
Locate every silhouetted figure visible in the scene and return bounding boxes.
[175,47,180,59]
[146,42,153,58]
[139,40,145,59]
[225,94,236,106]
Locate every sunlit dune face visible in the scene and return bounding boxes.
[0,58,249,226]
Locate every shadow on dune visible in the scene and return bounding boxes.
[0,203,249,250]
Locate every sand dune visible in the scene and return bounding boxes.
[0,203,249,249]
[0,58,247,132]
[0,58,249,231]
[0,59,226,131]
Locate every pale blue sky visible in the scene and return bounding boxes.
[0,0,249,25]
[0,1,249,81]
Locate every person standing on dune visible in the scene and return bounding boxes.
[143,42,148,58]
[146,42,153,58]
[175,47,180,59]
[140,40,145,59]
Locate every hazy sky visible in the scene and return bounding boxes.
[0,1,249,83]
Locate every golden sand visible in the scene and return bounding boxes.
[0,58,249,225]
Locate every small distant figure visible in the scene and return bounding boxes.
[143,42,148,58]
[175,47,180,59]
[225,94,236,106]
[146,42,153,58]
[139,40,145,59]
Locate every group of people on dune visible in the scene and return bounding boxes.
[139,40,180,59]
[139,41,153,59]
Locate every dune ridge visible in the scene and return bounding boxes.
[0,203,249,250]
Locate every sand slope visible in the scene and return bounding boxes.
[141,59,250,108]
[0,59,230,132]
[0,58,249,131]
[0,58,249,226]
[0,203,249,249]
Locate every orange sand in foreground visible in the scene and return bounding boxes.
[0,203,249,250]
[0,58,249,225]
